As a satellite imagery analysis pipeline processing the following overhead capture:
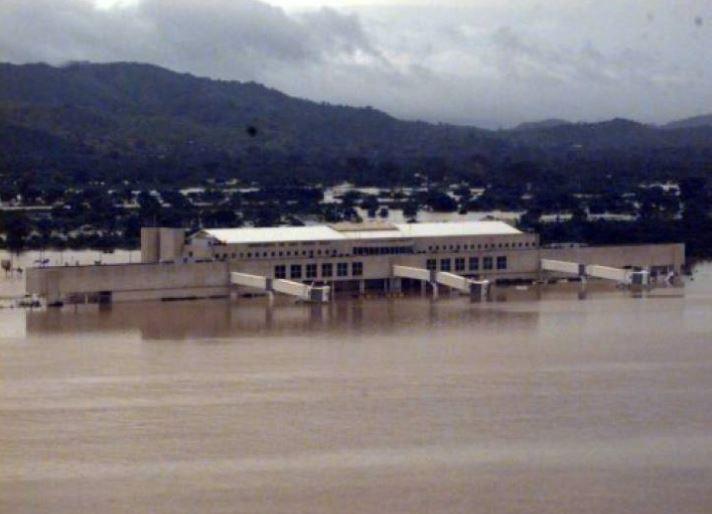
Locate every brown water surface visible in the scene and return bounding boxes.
[1,265,711,513]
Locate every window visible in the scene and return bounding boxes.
[354,246,413,256]
[497,256,507,270]
[290,264,302,279]
[306,263,317,278]
[322,263,333,278]
[337,262,348,277]
[455,257,465,272]
[440,259,451,271]
[483,257,493,270]
[352,262,363,276]
[274,265,286,279]
[469,257,479,271]
[426,259,437,271]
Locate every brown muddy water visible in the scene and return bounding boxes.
[1,265,711,513]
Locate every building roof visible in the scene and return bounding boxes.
[195,220,521,245]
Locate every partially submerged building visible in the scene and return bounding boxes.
[26,221,685,305]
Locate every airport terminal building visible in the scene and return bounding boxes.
[27,220,685,304]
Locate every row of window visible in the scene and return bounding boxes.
[353,246,414,256]
[274,262,363,280]
[214,248,342,260]
[426,256,507,272]
[427,242,534,252]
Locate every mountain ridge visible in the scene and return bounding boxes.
[663,114,712,130]
[1,61,710,188]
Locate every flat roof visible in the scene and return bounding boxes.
[195,221,522,245]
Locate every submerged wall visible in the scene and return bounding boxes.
[26,261,230,304]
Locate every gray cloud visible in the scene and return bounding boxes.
[0,0,378,73]
[0,0,709,127]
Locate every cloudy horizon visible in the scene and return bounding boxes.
[1,0,709,128]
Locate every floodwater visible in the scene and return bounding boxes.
[1,265,711,513]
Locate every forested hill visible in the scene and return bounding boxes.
[0,62,495,163]
[1,61,710,188]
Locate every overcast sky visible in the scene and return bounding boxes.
[1,0,709,127]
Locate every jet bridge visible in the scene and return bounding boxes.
[230,272,330,303]
[540,259,649,286]
[392,265,489,300]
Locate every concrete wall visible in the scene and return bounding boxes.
[141,228,160,263]
[141,228,186,264]
[159,228,186,263]
[27,261,230,304]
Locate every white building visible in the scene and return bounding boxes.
[176,221,539,290]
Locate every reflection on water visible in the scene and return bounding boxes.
[26,293,544,341]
